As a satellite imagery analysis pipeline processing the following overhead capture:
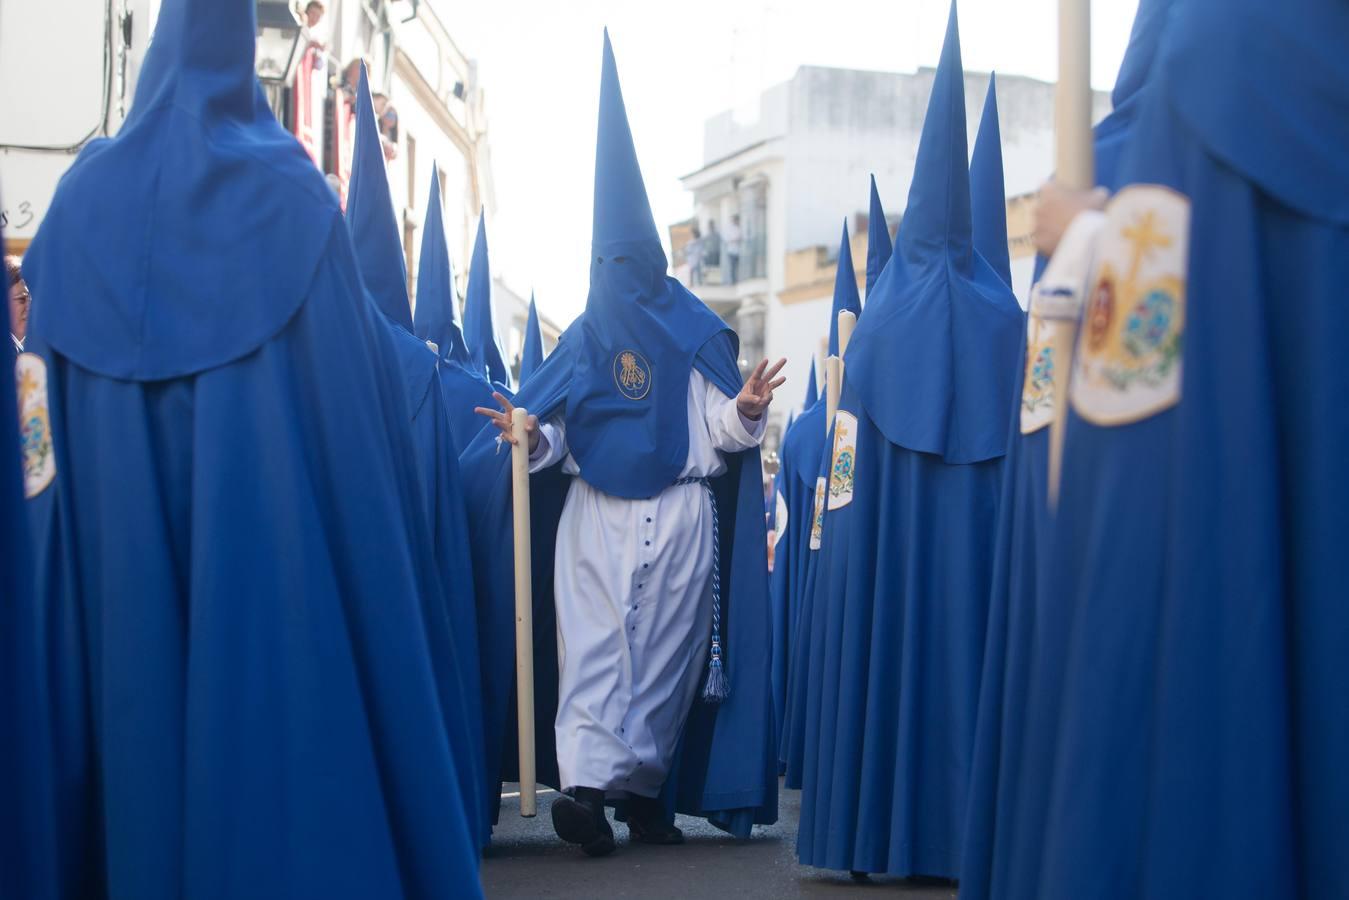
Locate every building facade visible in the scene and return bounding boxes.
[671,64,1108,448]
[1,0,542,363]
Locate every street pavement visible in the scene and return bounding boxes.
[482,781,960,899]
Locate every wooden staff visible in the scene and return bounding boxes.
[510,407,537,817]
[825,356,842,434]
[838,310,857,360]
[1047,0,1092,506]
[825,310,857,434]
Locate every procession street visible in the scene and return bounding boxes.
[484,782,958,899]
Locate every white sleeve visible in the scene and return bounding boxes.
[703,371,767,453]
[1032,209,1108,321]
[528,415,568,473]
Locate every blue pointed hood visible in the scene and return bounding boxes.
[842,0,1023,464]
[828,221,862,357]
[519,294,545,383]
[895,2,973,275]
[970,74,1012,287]
[803,358,819,410]
[24,0,336,380]
[414,166,471,364]
[592,29,668,272]
[463,213,510,387]
[865,176,893,296]
[1092,0,1176,191]
[1113,0,1174,114]
[346,65,414,332]
[561,29,730,499]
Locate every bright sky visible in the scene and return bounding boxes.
[445,0,1141,328]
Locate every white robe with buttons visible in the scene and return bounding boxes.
[529,369,765,797]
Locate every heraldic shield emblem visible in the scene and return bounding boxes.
[827,411,857,511]
[809,476,826,551]
[16,352,56,499]
[1020,311,1056,435]
[613,349,652,401]
[1072,185,1189,426]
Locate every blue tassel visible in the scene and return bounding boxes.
[702,648,729,704]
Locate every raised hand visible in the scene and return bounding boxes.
[474,391,541,453]
[737,358,787,422]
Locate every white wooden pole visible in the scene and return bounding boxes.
[837,310,857,359]
[825,356,842,432]
[1048,0,1092,506]
[510,408,537,818]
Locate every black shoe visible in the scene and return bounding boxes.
[626,795,684,845]
[552,787,616,857]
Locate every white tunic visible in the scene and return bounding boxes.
[529,370,765,796]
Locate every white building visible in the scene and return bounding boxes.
[671,64,1108,449]
[1,0,547,361]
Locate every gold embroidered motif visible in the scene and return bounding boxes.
[1020,312,1057,435]
[1071,185,1189,426]
[612,350,652,400]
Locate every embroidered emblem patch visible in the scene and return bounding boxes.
[16,352,56,499]
[1071,185,1189,425]
[1020,312,1056,434]
[808,477,826,550]
[827,412,857,510]
[613,350,652,401]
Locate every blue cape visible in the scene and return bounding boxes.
[519,295,545,384]
[1037,1,1349,896]
[463,215,511,388]
[459,328,778,836]
[958,3,1175,897]
[794,2,1017,876]
[13,3,482,892]
[563,31,729,500]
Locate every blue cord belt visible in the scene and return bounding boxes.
[674,476,728,704]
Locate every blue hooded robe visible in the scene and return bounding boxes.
[414,168,500,456]
[1038,1,1349,896]
[345,70,490,850]
[520,294,545,384]
[770,223,861,769]
[780,183,893,788]
[795,2,1022,876]
[458,30,777,836]
[463,215,511,390]
[0,218,43,897]
[13,1,481,896]
[959,5,1173,896]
